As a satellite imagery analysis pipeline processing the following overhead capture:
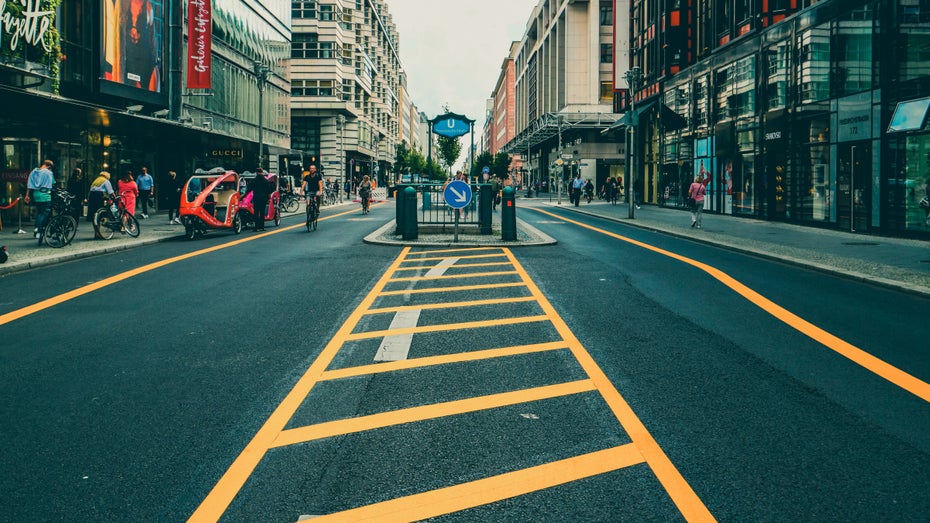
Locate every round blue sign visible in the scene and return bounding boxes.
[443,180,472,209]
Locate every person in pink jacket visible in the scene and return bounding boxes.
[688,174,706,229]
[118,171,139,232]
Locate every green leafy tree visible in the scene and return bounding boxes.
[394,141,410,178]
[492,152,513,180]
[471,151,494,179]
[408,148,427,179]
[437,135,462,175]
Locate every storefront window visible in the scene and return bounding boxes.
[903,133,930,231]
[793,116,831,222]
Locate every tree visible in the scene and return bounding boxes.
[407,148,427,178]
[394,141,410,178]
[492,152,512,180]
[436,135,462,175]
[471,151,494,179]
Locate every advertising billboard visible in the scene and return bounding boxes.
[100,0,166,104]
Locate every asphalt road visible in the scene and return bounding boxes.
[1,203,928,521]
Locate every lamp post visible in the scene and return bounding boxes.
[623,66,643,219]
[254,62,270,169]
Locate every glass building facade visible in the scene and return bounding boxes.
[0,0,290,220]
[634,0,930,237]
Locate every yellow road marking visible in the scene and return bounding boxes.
[346,315,549,341]
[503,248,716,522]
[532,207,930,405]
[311,444,645,522]
[0,209,358,327]
[271,380,596,448]
[378,282,526,296]
[389,270,518,282]
[366,296,537,315]
[406,246,504,256]
[403,253,508,262]
[394,261,513,272]
[188,247,414,522]
[320,341,569,381]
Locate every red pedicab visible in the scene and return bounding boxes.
[237,170,281,229]
[179,167,243,239]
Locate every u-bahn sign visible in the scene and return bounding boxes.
[431,112,474,138]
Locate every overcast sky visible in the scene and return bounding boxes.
[386,0,540,154]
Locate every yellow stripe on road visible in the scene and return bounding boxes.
[366,296,537,315]
[271,380,596,448]
[378,282,526,296]
[388,270,518,282]
[346,315,549,341]
[311,444,645,522]
[531,207,930,405]
[0,208,359,327]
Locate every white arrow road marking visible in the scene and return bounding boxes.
[377,258,459,362]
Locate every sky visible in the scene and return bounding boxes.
[386,0,540,159]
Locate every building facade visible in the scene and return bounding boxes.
[0,0,291,221]
[290,0,408,188]
[628,0,930,237]
[503,0,628,196]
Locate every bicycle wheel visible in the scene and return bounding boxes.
[124,213,141,237]
[233,213,242,234]
[63,214,77,244]
[273,206,281,226]
[94,208,115,240]
[43,216,70,248]
[283,196,299,213]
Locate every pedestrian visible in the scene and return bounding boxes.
[25,159,55,245]
[250,168,271,231]
[358,174,372,214]
[117,171,138,233]
[136,166,154,218]
[165,170,183,224]
[344,179,351,200]
[88,171,114,231]
[66,168,84,221]
[570,172,584,206]
[688,174,706,229]
[584,178,594,203]
[634,176,643,209]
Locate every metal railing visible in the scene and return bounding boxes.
[395,183,493,234]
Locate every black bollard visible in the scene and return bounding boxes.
[501,186,516,241]
[402,186,418,240]
[479,184,492,235]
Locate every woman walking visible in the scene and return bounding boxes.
[688,174,706,228]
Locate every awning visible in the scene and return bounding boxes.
[601,102,687,133]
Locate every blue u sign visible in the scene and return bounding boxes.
[434,118,470,138]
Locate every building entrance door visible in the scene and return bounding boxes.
[837,141,871,232]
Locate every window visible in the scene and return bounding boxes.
[292,34,338,59]
[292,1,318,19]
[292,79,337,97]
[600,44,613,64]
[599,0,613,25]
[600,81,613,101]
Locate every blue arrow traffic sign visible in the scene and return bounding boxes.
[443,180,472,209]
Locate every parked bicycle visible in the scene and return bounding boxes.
[279,190,300,213]
[322,185,338,206]
[94,194,140,239]
[43,187,78,248]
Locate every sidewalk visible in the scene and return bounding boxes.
[532,197,930,297]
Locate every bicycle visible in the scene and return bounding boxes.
[279,190,300,213]
[43,188,78,248]
[305,193,319,232]
[324,186,339,206]
[94,194,140,240]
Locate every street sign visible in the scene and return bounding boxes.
[444,180,472,209]
[561,153,573,160]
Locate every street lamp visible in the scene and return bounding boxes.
[254,62,270,169]
[623,66,643,219]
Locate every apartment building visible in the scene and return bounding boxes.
[291,0,411,187]
[503,0,628,194]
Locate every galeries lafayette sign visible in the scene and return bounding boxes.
[0,0,53,52]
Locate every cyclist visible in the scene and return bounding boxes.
[301,164,324,221]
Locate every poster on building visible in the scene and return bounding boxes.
[101,0,164,94]
[187,0,212,89]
